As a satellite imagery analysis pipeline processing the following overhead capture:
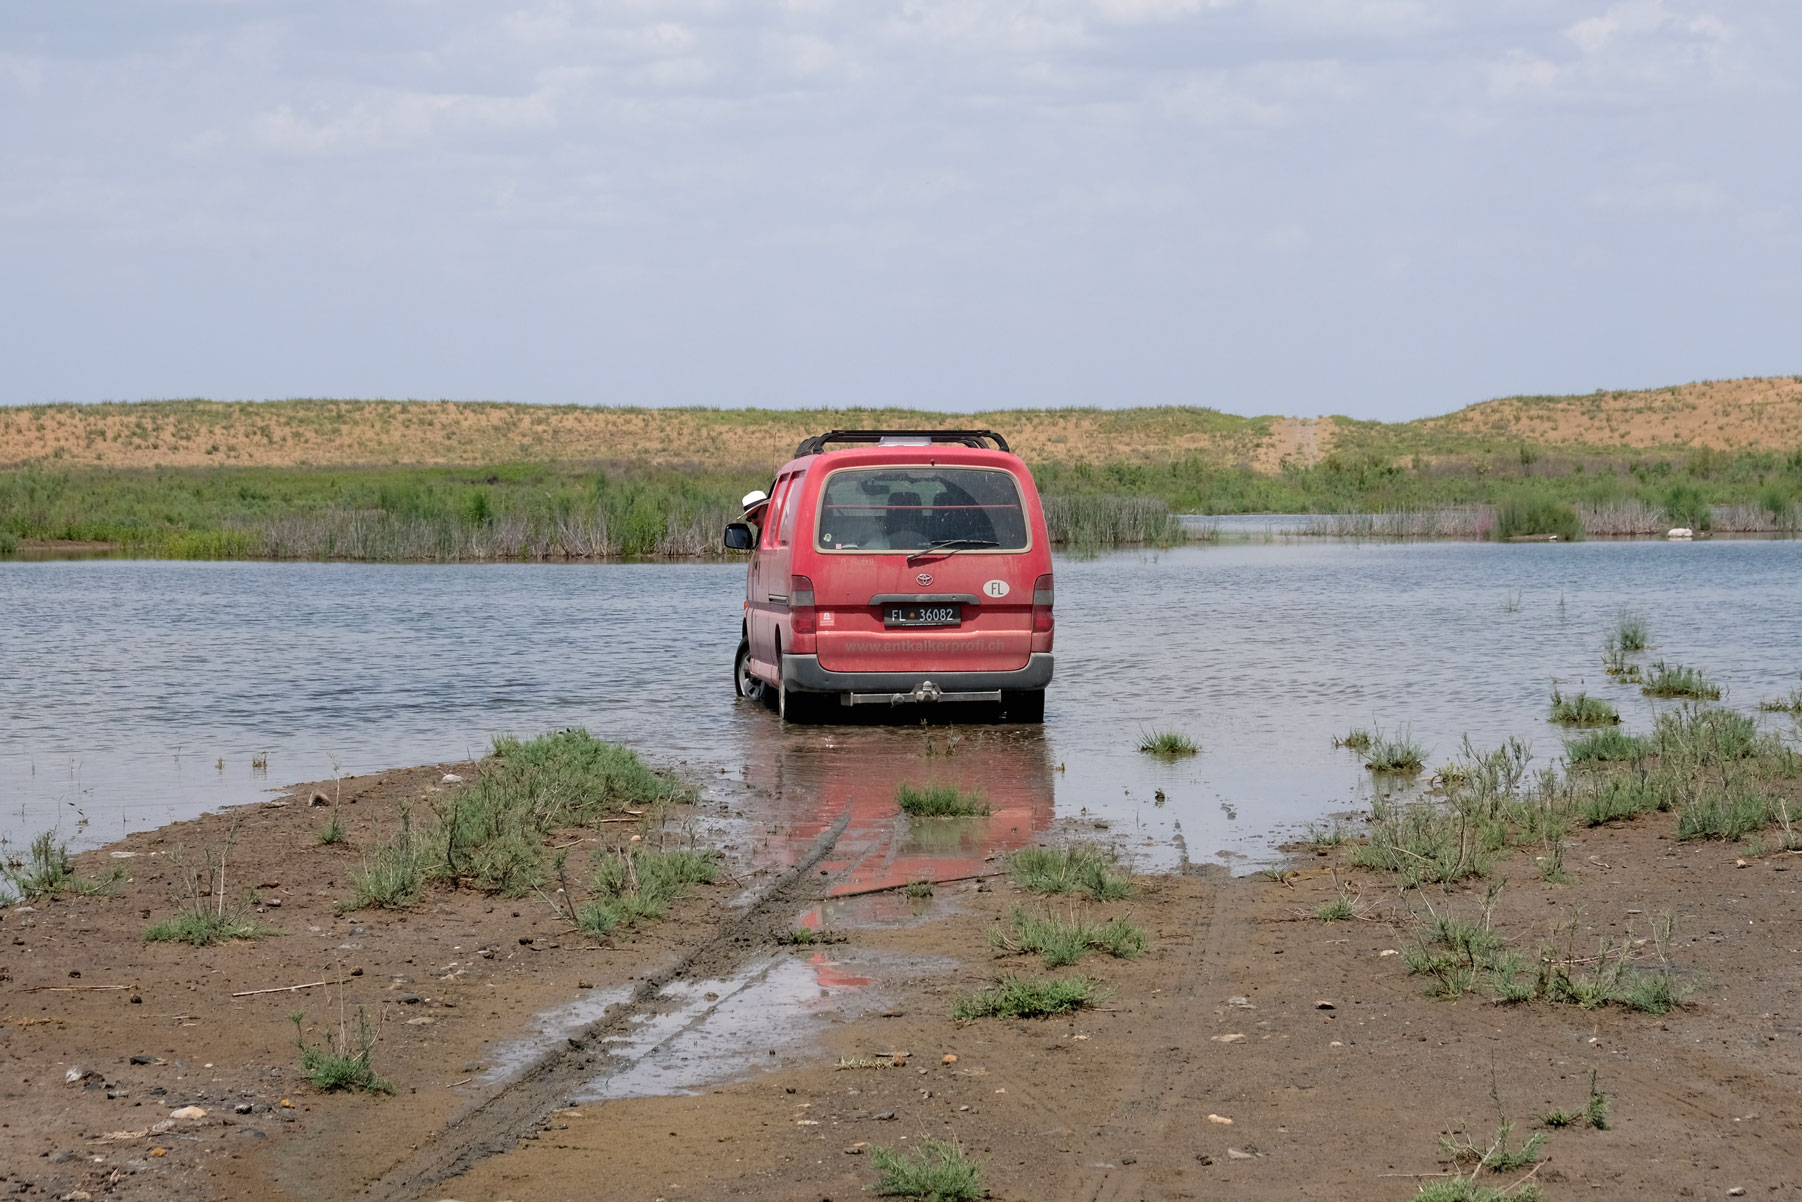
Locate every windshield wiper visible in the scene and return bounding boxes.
[907,538,999,562]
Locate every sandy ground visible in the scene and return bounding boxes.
[4,762,1801,1202]
[0,403,1271,472]
[4,376,1799,472]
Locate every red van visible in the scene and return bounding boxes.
[724,429,1054,723]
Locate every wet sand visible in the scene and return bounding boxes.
[4,760,1801,1201]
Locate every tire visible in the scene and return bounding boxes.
[733,639,766,703]
[1001,689,1046,724]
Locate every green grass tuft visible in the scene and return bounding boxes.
[1563,727,1649,764]
[895,783,990,817]
[577,846,720,936]
[868,1136,984,1201]
[1548,686,1620,727]
[291,1007,395,1095]
[1362,728,1427,773]
[143,911,279,947]
[989,907,1148,967]
[1008,845,1133,901]
[1640,660,1721,700]
[1137,728,1199,757]
[1333,727,1374,751]
[951,974,1105,1021]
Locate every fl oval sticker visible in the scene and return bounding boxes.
[982,579,1011,599]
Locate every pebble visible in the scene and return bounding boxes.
[65,1067,91,1085]
[941,1054,958,1064]
[1727,1190,1746,1197]
[1211,1034,1246,1044]
[234,1103,253,1115]
[872,1111,897,1121]
[1207,1114,1234,1125]
[1225,996,1253,1008]
[1227,1148,1255,1160]
[130,1055,156,1066]
[442,773,464,784]
[169,1106,207,1120]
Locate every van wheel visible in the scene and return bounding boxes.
[734,640,765,703]
[1001,690,1045,724]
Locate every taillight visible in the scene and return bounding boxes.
[789,574,816,634]
[1031,573,1054,635]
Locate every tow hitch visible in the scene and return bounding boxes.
[845,680,1004,706]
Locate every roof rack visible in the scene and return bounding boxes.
[794,429,1011,456]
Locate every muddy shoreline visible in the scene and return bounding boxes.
[4,757,1801,1202]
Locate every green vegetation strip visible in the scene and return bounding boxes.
[345,729,696,908]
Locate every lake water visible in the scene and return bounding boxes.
[4,539,1800,873]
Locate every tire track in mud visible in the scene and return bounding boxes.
[1071,875,1234,1202]
[357,813,850,1202]
[979,875,1231,1202]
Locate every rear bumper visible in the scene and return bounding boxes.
[782,653,1054,701]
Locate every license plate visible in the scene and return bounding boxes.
[885,604,961,628]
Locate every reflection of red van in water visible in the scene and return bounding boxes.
[724,430,1054,723]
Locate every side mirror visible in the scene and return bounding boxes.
[723,522,755,551]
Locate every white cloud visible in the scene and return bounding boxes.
[2,0,1797,414]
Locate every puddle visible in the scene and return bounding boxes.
[571,949,950,1102]
[478,985,635,1085]
[726,726,1056,897]
[797,888,961,932]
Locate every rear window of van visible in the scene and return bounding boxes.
[815,467,1029,553]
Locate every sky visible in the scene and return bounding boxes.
[1,1,1797,420]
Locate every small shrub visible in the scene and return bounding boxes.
[1,831,124,902]
[1137,729,1198,757]
[314,814,347,846]
[291,1007,395,1094]
[1548,686,1619,727]
[951,974,1104,1020]
[895,783,989,817]
[1333,728,1373,751]
[1008,845,1132,901]
[1675,783,1775,841]
[1662,482,1713,531]
[1611,609,1651,652]
[903,878,935,899]
[1641,661,1721,700]
[869,1136,984,1201]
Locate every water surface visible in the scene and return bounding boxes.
[4,540,1800,870]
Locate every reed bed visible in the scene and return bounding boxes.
[1041,494,1184,550]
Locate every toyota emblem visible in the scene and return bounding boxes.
[916,572,933,586]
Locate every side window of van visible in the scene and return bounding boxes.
[763,474,791,549]
[777,471,806,546]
